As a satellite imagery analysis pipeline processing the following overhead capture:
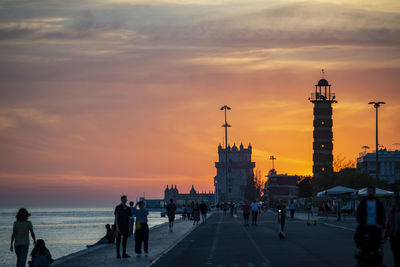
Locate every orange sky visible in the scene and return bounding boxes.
[0,0,399,206]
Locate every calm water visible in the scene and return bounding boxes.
[0,207,168,266]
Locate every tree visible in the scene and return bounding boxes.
[335,168,375,189]
[333,154,356,172]
[297,176,313,197]
[312,172,336,193]
[244,169,263,201]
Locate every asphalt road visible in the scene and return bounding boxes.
[152,211,395,267]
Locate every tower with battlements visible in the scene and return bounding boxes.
[214,143,255,202]
[308,77,337,177]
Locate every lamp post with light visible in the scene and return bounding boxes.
[368,101,385,180]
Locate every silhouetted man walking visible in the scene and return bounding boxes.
[166,199,177,232]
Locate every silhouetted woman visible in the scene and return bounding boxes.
[30,239,53,267]
[133,201,149,257]
[10,208,36,267]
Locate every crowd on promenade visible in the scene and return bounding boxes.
[8,195,210,267]
[8,187,399,267]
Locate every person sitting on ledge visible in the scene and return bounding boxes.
[87,224,115,248]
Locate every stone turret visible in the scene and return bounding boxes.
[190,185,196,195]
[214,142,255,202]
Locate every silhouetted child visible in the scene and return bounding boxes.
[29,239,53,267]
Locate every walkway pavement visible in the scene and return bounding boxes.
[53,218,200,267]
[291,211,358,230]
[153,211,394,267]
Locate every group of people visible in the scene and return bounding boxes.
[114,195,149,258]
[10,208,53,267]
[241,201,262,226]
[179,200,209,225]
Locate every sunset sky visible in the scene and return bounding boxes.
[0,0,399,206]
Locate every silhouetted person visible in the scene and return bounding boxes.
[10,208,36,267]
[355,185,386,264]
[190,201,195,219]
[289,200,296,219]
[223,202,227,216]
[133,201,149,257]
[277,201,287,239]
[182,206,187,221]
[114,195,132,258]
[242,201,251,226]
[193,203,200,225]
[200,201,208,224]
[230,202,234,216]
[186,205,192,220]
[166,199,177,232]
[251,200,259,225]
[129,201,135,237]
[356,186,385,229]
[87,224,114,248]
[29,239,53,267]
[385,194,400,267]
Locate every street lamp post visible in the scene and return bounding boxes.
[269,155,276,171]
[368,101,385,180]
[220,105,231,202]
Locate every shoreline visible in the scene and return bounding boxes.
[54,221,169,265]
[51,215,202,267]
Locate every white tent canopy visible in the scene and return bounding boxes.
[358,187,394,197]
[316,186,358,197]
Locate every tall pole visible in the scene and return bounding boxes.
[220,105,231,202]
[376,106,378,180]
[269,155,276,170]
[369,101,385,180]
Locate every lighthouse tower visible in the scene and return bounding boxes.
[308,76,337,177]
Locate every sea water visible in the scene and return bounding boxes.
[0,207,167,266]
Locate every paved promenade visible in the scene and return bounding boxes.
[51,211,395,267]
[53,218,199,267]
[154,211,395,267]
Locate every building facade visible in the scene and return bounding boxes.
[264,173,299,203]
[164,185,214,206]
[357,149,400,184]
[308,78,337,177]
[214,143,255,203]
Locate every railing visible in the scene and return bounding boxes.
[310,92,336,101]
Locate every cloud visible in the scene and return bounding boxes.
[0,107,61,130]
[0,0,399,204]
